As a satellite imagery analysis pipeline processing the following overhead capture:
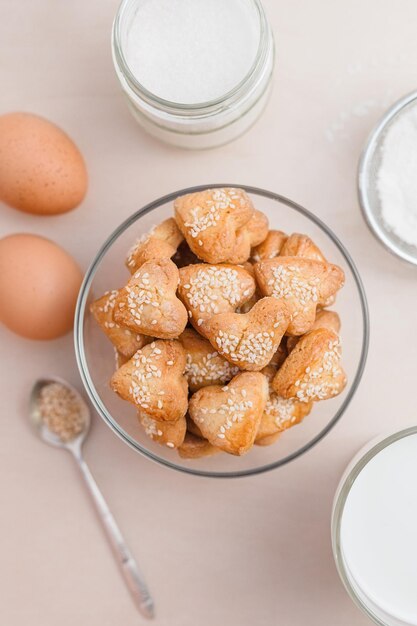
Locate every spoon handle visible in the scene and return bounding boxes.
[73,454,155,619]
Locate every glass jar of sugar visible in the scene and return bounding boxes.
[332,427,417,626]
[112,0,274,149]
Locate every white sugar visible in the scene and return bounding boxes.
[377,104,417,247]
[124,0,260,104]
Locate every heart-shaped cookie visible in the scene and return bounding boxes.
[138,411,186,449]
[254,257,344,336]
[90,289,151,357]
[178,263,256,332]
[251,230,288,262]
[114,258,188,339]
[255,365,313,442]
[280,232,326,262]
[126,218,183,273]
[203,297,290,371]
[255,433,281,446]
[111,340,188,421]
[174,188,254,264]
[226,209,269,264]
[179,328,240,392]
[188,372,268,455]
[178,433,221,459]
[280,235,337,307]
[287,309,340,352]
[273,328,346,402]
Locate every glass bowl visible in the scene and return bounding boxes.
[74,185,369,478]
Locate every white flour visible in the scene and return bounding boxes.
[377,104,417,247]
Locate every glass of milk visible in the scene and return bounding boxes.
[112,0,274,149]
[332,427,417,626]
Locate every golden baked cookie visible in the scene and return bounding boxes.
[188,372,268,455]
[282,232,337,309]
[174,188,254,263]
[178,433,221,459]
[281,232,337,309]
[126,218,183,274]
[138,411,186,449]
[178,263,256,333]
[110,340,188,421]
[251,230,288,262]
[273,328,347,402]
[255,432,281,446]
[114,258,188,339]
[256,365,313,442]
[287,309,341,352]
[227,209,269,264]
[179,328,240,392]
[245,209,269,247]
[203,297,290,371]
[281,234,339,308]
[280,233,326,262]
[254,257,344,335]
[90,290,150,357]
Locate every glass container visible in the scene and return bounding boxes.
[332,427,417,626]
[112,0,275,149]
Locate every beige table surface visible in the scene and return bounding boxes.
[1,1,417,624]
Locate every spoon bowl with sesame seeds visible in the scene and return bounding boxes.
[75,184,369,478]
[29,377,155,619]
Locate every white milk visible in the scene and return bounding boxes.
[338,432,417,626]
[124,0,261,104]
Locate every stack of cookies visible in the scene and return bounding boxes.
[91,188,346,458]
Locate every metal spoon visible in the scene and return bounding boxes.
[29,377,155,619]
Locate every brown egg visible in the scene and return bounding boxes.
[0,112,88,215]
[0,234,83,340]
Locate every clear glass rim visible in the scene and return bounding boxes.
[358,88,417,267]
[112,0,271,113]
[74,184,370,479]
[331,426,417,626]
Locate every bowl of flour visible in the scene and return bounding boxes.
[358,89,417,265]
